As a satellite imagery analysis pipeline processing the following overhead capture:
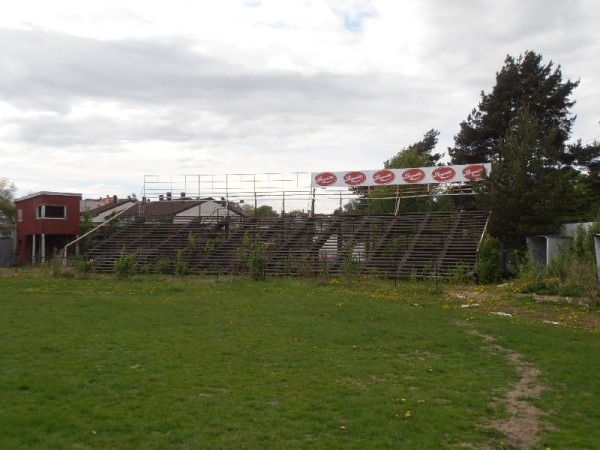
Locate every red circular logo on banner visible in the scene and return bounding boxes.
[373,169,396,185]
[462,164,485,180]
[402,168,426,183]
[432,166,456,182]
[343,171,367,186]
[314,172,337,186]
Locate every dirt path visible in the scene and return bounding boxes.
[468,329,546,449]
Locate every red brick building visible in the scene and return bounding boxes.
[15,192,82,263]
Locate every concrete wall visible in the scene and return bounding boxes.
[560,222,594,237]
[526,236,547,265]
[528,229,600,279]
[546,236,570,264]
[526,235,570,266]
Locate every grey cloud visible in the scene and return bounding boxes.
[419,0,595,80]
[0,28,386,113]
[0,28,431,149]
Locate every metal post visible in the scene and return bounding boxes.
[225,174,229,217]
[32,234,36,264]
[41,233,45,263]
[394,250,398,287]
[254,175,257,214]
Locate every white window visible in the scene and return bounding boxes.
[37,204,66,219]
[18,209,23,222]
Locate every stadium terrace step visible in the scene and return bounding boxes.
[83,211,490,277]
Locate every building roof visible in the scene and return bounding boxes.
[87,199,136,217]
[120,200,205,218]
[117,198,241,219]
[15,191,82,203]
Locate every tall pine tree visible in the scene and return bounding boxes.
[450,51,583,248]
[474,110,581,248]
[450,51,578,165]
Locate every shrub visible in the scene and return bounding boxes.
[74,258,92,275]
[297,254,314,278]
[156,257,171,274]
[139,263,153,275]
[187,232,198,251]
[340,247,360,279]
[477,235,501,284]
[235,232,253,271]
[249,242,268,281]
[175,249,190,276]
[114,251,137,279]
[78,209,94,254]
[283,256,292,277]
[446,263,470,284]
[51,258,62,278]
[204,240,215,252]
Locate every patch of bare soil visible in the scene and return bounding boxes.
[449,288,600,331]
[469,329,547,450]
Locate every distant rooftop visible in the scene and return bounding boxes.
[15,191,82,202]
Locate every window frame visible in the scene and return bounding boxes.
[36,204,67,220]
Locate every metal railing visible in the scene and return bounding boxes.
[62,202,138,266]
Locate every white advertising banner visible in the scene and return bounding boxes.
[310,163,491,188]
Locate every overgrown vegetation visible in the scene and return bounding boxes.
[156,257,171,274]
[114,250,137,278]
[0,177,16,237]
[174,248,190,276]
[249,241,268,281]
[236,232,269,280]
[78,209,94,254]
[476,235,501,284]
[512,220,600,302]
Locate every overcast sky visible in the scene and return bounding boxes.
[1,0,599,199]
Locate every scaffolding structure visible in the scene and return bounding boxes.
[142,172,477,215]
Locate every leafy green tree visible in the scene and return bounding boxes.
[347,129,451,214]
[0,178,16,236]
[385,129,443,168]
[450,51,579,165]
[239,204,279,217]
[239,204,256,216]
[255,205,279,218]
[0,178,16,200]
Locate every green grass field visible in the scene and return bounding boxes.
[1,270,599,449]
